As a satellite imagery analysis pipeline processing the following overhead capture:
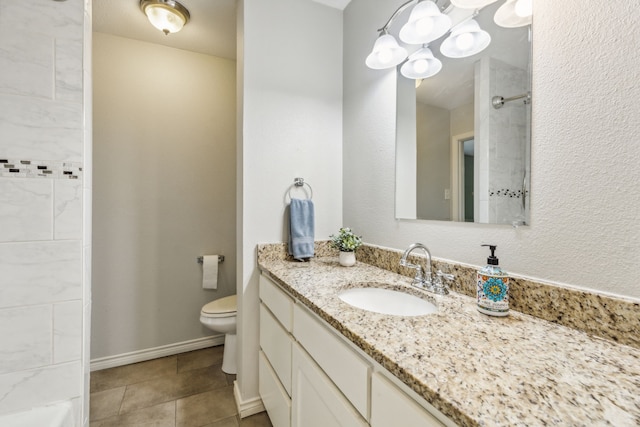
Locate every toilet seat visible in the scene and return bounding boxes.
[201,295,237,318]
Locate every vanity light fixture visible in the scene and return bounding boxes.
[400,46,443,79]
[365,32,409,69]
[450,0,498,9]
[140,0,190,35]
[494,0,532,28]
[399,0,452,45]
[366,0,532,79]
[440,19,491,58]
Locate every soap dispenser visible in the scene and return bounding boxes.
[477,244,509,316]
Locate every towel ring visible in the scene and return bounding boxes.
[287,177,313,200]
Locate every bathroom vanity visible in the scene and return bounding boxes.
[259,273,450,427]
[257,244,640,427]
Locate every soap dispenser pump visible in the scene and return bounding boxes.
[477,244,509,316]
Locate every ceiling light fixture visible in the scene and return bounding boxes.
[140,0,190,35]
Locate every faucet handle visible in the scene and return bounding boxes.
[433,270,455,295]
[436,270,454,281]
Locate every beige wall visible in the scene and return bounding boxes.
[415,102,473,221]
[451,102,473,137]
[92,33,237,359]
[416,103,450,220]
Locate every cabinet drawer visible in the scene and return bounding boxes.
[371,373,446,427]
[260,304,292,395]
[292,343,368,427]
[259,351,291,427]
[293,304,370,419]
[260,275,293,332]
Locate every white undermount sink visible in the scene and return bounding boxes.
[338,286,437,316]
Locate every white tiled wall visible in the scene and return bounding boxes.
[0,0,88,424]
[475,57,529,224]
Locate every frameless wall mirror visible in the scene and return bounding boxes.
[390,0,532,225]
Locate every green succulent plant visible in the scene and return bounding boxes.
[330,227,363,252]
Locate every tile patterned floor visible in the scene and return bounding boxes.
[90,346,272,427]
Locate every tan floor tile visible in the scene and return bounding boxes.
[120,364,228,414]
[90,386,126,421]
[91,356,177,393]
[239,412,272,427]
[204,415,239,427]
[177,346,224,373]
[176,386,237,427]
[90,401,175,427]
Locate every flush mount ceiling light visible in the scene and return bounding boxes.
[441,19,491,58]
[400,47,443,79]
[365,32,408,69]
[450,0,498,9]
[140,0,190,35]
[494,0,532,28]
[399,0,452,45]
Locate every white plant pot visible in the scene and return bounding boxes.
[339,251,356,267]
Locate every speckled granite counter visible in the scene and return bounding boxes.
[257,249,640,427]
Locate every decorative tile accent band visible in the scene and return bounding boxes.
[257,241,640,350]
[0,159,83,180]
[489,188,528,198]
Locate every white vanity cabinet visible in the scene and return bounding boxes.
[371,372,446,427]
[293,304,370,419]
[292,342,368,427]
[259,275,294,427]
[259,274,456,427]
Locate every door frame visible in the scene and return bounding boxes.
[450,131,474,222]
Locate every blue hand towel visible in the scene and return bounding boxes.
[288,198,315,261]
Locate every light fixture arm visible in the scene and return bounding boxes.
[377,0,454,33]
[377,0,417,34]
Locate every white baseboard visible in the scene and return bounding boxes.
[90,335,225,371]
[233,380,265,418]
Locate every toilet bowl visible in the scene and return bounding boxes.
[200,294,237,374]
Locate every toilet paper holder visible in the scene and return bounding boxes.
[197,255,225,264]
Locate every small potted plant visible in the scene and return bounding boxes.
[330,227,363,267]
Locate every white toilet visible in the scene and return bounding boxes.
[200,294,237,374]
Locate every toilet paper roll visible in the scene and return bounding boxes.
[202,255,219,290]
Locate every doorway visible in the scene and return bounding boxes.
[451,132,474,222]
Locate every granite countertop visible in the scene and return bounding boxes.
[258,256,640,427]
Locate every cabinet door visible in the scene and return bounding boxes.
[371,372,445,427]
[260,304,292,395]
[293,304,370,418]
[291,343,368,427]
[259,351,291,427]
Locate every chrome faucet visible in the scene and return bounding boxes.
[399,243,433,291]
[400,243,455,295]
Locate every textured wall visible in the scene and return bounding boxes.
[0,0,89,423]
[92,33,237,359]
[344,0,640,299]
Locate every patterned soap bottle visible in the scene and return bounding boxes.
[477,244,509,316]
